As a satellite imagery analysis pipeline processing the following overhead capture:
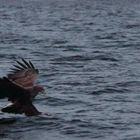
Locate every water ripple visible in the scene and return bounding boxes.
[1,0,140,140]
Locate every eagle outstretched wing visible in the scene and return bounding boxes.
[0,77,29,100]
[8,59,39,89]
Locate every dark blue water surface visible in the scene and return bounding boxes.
[1,0,140,139]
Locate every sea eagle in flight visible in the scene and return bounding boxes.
[0,59,44,116]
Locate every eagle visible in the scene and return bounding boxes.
[0,59,44,116]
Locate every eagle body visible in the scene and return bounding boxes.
[0,59,44,116]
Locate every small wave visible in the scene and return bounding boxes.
[91,87,128,95]
[116,80,140,87]
[46,96,84,106]
[93,55,118,62]
[51,55,92,62]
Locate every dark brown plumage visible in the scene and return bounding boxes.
[0,59,44,116]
